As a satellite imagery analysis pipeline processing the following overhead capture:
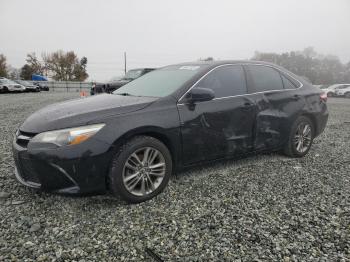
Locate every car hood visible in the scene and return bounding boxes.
[20,94,157,133]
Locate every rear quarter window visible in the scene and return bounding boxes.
[246,65,284,93]
[281,74,298,89]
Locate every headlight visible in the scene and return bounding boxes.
[31,124,105,147]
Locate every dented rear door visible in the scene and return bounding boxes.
[244,64,304,150]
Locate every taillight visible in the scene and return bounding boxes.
[320,92,327,102]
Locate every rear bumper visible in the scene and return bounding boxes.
[314,105,329,137]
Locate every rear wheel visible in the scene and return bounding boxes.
[345,92,350,98]
[108,136,172,203]
[284,116,314,157]
[327,92,334,97]
[3,86,9,93]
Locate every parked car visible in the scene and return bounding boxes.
[91,68,155,95]
[334,85,350,98]
[14,80,40,92]
[13,61,328,203]
[90,82,106,95]
[33,82,50,91]
[0,77,26,93]
[320,84,350,97]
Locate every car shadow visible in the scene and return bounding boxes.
[175,151,286,179]
[14,151,292,209]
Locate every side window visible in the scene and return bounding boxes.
[196,65,247,98]
[281,74,297,89]
[246,65,284,92]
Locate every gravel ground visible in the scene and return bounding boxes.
[0,92,349,261]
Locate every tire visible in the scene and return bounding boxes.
[327,92,334,97]
[284,116,314,157]
[108,136,172,203]
[345,92,350,98]
[3,86,9,93]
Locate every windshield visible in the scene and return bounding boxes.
[124,69,143,80]
[114,65,205,97]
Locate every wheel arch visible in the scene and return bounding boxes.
[110,126,178,172]
[300,113,318,136]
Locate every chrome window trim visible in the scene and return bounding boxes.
[177,63,303,105]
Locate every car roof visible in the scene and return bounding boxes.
[129,68,156,71]
[171,60,278,67]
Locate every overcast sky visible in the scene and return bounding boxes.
[1,0,349,81]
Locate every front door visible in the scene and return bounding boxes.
[177,65,257,165]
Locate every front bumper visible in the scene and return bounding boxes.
[12,133,114,194]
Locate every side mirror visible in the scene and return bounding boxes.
[186,87,215,103]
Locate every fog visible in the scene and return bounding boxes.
[1,0,349,81]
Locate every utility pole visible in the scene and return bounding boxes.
[124,52,127,75]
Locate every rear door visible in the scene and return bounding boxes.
[177,65,257,165]
[244,64,304,150]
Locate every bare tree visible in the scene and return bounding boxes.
[0,54,8,77]
[26,53,45,75]
[19,53,45,80]
[42,50,88,81]
[20,64,34,80]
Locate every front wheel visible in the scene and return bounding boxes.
[284,116,314,157]
[345,92,350,98]
[108,136,172,203]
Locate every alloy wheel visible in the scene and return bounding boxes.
[294,122,312,153]
[122,147,166,196]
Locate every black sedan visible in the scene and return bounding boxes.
[90,68,155,95]
[13,61,328,203]
[33,82,50,91]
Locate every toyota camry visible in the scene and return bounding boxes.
[13,61,328,203]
